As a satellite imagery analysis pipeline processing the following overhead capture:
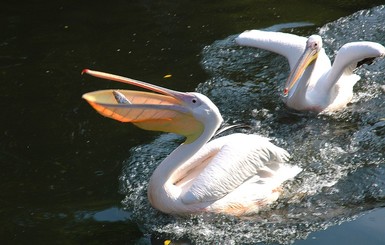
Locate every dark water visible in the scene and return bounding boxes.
[1,1,385,244]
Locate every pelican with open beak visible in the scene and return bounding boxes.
[82,69,301,216]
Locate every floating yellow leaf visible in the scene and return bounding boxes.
[164,239,172,245]
[163,74,172,78]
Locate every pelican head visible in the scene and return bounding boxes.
[82,69,223,144]
[284,35,322,96]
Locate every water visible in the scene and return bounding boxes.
[122,5,385,245]
[1,1,385,244]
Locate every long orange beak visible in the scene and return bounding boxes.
[82,69,204,142]
[283,46,319,96]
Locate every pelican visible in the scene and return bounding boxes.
[82,69,301,216]
[236,30,385,112]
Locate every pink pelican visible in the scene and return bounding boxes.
[82,69,301,216]
[236,30,385,112]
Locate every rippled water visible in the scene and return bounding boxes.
[120,6,385,244]
[3,1,385,244]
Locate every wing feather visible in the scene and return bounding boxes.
[181,134,291,204]
[236,30,307,70]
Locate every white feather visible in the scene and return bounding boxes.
[181,134,297,205]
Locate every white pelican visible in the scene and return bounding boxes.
[82,69,302,216]
[236,30,385,112]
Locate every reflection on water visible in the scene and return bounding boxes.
[121,6,385,244]
[295,208,385,244]
[76,207,131,222]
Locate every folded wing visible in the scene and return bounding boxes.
[181,134,294,204]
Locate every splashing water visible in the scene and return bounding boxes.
[120,6,385,244]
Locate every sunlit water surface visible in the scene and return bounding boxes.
[120,6,385,244]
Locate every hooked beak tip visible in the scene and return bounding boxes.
[81,69,90,75]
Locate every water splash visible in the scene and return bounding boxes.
[120,6,385,244]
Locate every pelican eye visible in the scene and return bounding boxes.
[190,97,202,107]
[185,93,202,106]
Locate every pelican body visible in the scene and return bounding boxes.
[82,69,301,216]
[236,30,385,112]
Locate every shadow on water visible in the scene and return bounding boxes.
[121,6,385,244]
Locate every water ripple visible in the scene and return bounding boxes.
[120,5,385,244]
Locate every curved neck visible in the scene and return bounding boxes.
[147,122,218,212]
[154,129,214,183]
